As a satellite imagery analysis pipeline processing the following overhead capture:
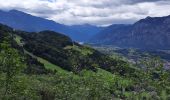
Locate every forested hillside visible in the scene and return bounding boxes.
[0,24,170,99]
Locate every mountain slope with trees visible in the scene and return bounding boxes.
[16,30,133,75]
[0,24,170,99]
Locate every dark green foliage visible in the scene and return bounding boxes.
[0,38,26,99]
[0,71,113,100]
[24,54,53,75]
[17,30,75,71]
[0,27,54,75]
[16,30,135,76]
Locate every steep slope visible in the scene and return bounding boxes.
[0,10,103,42]
[90,24,132,45]
[90,15,170,50]
[127,16,170,49]
[15,29,135,75]
[0,23,137,76]
[0,24,53,74]
[1,24,170,100]
[0,10,67,33]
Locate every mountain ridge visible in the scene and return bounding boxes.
[0,9,103,42]
[90,15,170,50]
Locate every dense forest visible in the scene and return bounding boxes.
[0,24,170,99]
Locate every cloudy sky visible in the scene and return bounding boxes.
[0,0,170,26]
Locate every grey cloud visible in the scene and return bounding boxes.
[125,0,168,4]
[0,0,170,26]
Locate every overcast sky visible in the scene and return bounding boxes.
[0,0,170,26]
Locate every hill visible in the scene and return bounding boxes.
[0,23,134,74]
[15,30,134,75]
[0,24,169,99]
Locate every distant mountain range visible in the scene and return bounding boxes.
[1,10,170,50]
[0,10,103,42]
[90,15,170,50]
[69,24,105,41]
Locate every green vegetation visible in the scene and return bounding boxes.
[16,30,132,74]
[14,34,67,73]
[64,45,94,56]
[0,24,170,99]
[14,35,23,46]
[37,57,66,73]
[0,37,27,99]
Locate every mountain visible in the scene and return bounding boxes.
[69,24,105,41]
[0,10,103,42]
[90,15,170,50]
[0,10,68,33]
[90,24,132,45]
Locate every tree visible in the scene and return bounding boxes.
[0,39,25,98]
[138,57,170,99]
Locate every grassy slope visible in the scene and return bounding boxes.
[14,34,116,80]
[15,34,133,85]
[14,35,68,74]
[64,45,94,56]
